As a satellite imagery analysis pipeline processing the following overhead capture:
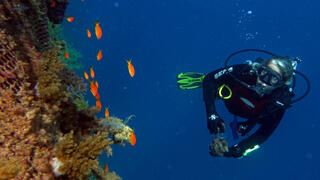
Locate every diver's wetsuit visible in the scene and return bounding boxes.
[203,64,293,158]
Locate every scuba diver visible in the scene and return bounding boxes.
[177,49,310,158]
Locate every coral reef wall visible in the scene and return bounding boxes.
[0,0,50,52]
[0,0,132,179]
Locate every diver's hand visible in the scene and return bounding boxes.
[207,114,226,134]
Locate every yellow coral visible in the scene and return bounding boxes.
[103,116,134,145]
[35,48,68,105]
[54,131,112,180]
[0,158,21,180]
[106,172,122,180]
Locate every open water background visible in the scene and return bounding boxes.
[63,0,319,179]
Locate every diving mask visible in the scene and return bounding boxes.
[257,65,282,86]
[251,65,284,97]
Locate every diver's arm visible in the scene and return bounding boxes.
[203,66,239,117]
[203,71,225,134]
[224,109,285,158]
[202,71,219,119]
[203,64,248,134]
[224,86,292,158]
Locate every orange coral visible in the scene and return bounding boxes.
[0,14,55,179]
[0,89,54,179]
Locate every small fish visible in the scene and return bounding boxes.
[84,71,89,80]
[97,50,102,61]
[104,163,108,173]
[90,81,98,96]
[95,81,99,89]
[90,67,95,79]
[96,100,102,112]
[130,131,136,146]
[94,21,102,40]
[66,17,74,22]
[95,93,100,100]
[51,24,56,29]
[90,88,97,97]
[105,107,109,118]
[50,0,56,8]
[126,59,135,78]
[87,29,91,38]
[64,50,69,59]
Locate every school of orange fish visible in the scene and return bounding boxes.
[52,0,137,173]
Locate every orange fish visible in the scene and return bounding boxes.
[64,50,69,59]
[50,1,56,8]
[126,59,135,78]
[97,50,102,61]
[104,163,108,173]
[95,93,100,100]
[87,29,91,38]
[89,81,98,96]
[90,88,98,97]
[90,67,94,79]
[130,131,136,146]
[84,71,89,80]
[95,81,99,89]
[66,17,74,22]
[96,100,102,112]
[94,21,102,40]
[105,107,109,118]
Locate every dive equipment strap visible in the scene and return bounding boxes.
[231,116,239,140]
[218,84,232,99]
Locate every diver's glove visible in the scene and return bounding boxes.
[207,114,226,134]
[223,144,243,158]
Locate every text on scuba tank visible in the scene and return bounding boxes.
[214,67,233,79]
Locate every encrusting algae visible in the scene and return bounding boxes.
[0,0,134,179]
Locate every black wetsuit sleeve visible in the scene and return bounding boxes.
[224,108,285,158]
[202,71,220,119]
[203,65,247,121]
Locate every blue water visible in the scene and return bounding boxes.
[64,0,319,179]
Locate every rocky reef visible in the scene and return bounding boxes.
[0,0,133,179]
